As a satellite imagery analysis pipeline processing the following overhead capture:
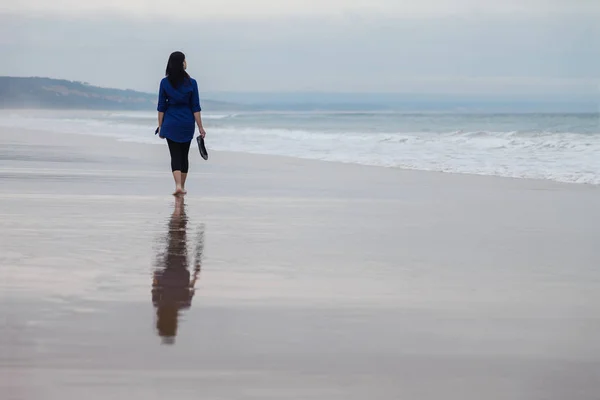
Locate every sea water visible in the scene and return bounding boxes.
[1,110,598,184]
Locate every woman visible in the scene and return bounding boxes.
[152,196,203,344]
[157,51,206,196]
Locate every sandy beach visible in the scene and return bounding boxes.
[1,127,599,400]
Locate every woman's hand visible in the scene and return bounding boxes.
[198,126,206,139]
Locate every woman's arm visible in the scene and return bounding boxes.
[157,80,168,136]
[194,112,206,138]
[191,80,206,138]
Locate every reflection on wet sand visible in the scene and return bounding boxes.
[152,197,204,344]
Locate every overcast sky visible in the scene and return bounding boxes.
[1,0,599,96]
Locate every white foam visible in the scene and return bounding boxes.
[202,114,238,120]
[203,127,600,185]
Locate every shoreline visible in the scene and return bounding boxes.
[2,126,597,190]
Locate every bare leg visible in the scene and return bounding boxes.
[181,173,188,194]
[172,171,184,196]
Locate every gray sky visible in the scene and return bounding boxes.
[1,0,599,96]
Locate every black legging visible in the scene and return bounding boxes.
[167,139,191,173]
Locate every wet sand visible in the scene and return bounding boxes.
[1,128,600,400]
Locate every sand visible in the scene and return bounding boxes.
[1,127,600,400]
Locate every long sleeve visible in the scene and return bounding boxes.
[190,80,201,113]
[157,80,168,112]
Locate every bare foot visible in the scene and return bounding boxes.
[173,186,185,196]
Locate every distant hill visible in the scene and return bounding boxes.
[0,76,244,111]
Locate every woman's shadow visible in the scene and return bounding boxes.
[152,196,204,344]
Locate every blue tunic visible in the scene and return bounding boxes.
[157,77,201,143]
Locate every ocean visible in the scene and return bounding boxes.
[1,109,598,184]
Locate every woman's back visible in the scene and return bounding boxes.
[160,77,195,107]
[158,77,201,142]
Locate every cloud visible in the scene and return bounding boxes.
[2,0,599,18]
[0,12,598,95]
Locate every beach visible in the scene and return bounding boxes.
[1,127,600,400]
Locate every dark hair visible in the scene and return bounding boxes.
[165,51,190,88]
